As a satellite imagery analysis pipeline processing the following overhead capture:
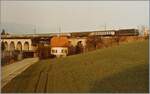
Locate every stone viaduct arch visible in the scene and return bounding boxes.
[4,41,8,51]
[1,39,32,51]
[24,41,29,51]
[69,38,87,47]
[16,41,22,51]
[9,41,15,51]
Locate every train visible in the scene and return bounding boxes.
[115,29,139,36]
[89,29,139,36]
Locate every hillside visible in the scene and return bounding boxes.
[2,40,149,93]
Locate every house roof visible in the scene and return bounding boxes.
[51,36,69,47]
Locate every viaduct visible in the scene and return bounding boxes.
[1,34,87,52]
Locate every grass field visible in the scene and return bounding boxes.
[2,40,149,93]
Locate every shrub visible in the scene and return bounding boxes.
[37,44,54,59]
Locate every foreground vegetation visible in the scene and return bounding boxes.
[2,40,149,93]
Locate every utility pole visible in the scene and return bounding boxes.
[104,23,106,31]
[58,25,61,37]
[59,25,61,36]
[33,25,36,35]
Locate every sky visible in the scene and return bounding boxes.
[1,1,149,34]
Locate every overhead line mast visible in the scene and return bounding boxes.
[104,23,106,31]
[59,25,61,37]
[58,24,62,37]
[33,25,36,35]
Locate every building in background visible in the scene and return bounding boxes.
[51,36,69,57]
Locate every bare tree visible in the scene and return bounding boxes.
[1,41,5,51]
[76,41,84,54]
[1,29,6,35]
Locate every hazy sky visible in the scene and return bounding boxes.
[1,1,149,34]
